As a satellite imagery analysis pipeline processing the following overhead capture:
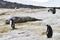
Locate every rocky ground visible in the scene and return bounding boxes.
[0,8,60,40]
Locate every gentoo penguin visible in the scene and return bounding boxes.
[46,25,53,38]
[9,19,15,30]
[48,8,56,14]
[52,8,56,14]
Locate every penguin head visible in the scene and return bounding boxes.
[46,24,51,28]
[53,8,55,9]
[46,25,50,27]
[10,19,13,21]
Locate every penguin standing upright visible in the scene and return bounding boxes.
[9,19,15,30]
[52,8,56,14]
[48,8,56,14]
[46,25,53,38]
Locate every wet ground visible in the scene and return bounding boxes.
[0,8,60,40]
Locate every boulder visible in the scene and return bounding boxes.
[5,16,42,24]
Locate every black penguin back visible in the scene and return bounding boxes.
[46,25,53,38]
[52,8,56,14]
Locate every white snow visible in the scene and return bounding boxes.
[0,9,60,40]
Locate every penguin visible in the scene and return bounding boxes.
[9,19,15,30]
[48,8,52,12]
[46,25,53,38]
[48,8,56,14]
[52,8,56,14]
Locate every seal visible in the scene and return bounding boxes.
[46,25,53,38]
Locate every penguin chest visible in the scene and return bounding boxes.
[10,20,13,26]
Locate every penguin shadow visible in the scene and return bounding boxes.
[10,27,24,30]
[10,28,18,30]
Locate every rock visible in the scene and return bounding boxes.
[5,16,42,24]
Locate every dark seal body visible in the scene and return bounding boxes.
[10,19,15,29]
[46,25,53,38]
